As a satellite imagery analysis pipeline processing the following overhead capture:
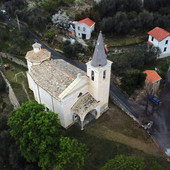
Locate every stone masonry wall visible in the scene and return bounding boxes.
[0,71,20,109]
[0,52,27,68]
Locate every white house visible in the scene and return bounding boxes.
[147,27,170,58]
[25,32,112,130]
[75,18,95,40]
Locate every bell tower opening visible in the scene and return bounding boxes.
[91,70,94,81]
[103,70,106,79]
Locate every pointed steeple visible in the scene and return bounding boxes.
[91,31,107,67]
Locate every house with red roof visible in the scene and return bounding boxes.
[144,70,162,94]
[75,18,95,40]
[147,27,170,58]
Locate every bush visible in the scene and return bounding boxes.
[158,60,170,80]
[44,29,58,42]
[63,40,84,59]
[121,70,146,95]
[101,155,145,170]
[100,17,114,33]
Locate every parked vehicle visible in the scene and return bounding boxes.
[149,95,162,105]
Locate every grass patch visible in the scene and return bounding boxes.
[104,34,147,47]
[2,58,34,104]
[66,103,169,170]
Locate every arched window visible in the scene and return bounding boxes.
[103,70,106,79]
[91,70,94,81]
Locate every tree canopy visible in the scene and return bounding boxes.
[121,70,146,96]
[8,101,88,169]
[8,100,64,169]
[55,137,88,170]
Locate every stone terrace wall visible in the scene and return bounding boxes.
[0,52,27,68]
[0,71,20,109]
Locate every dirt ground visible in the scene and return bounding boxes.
[86,103,163,157]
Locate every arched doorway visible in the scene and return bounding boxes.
[83,109,97,127]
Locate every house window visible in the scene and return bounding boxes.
[78,92,82,98]
[164,47,167,52]
[91,70,94,81]
[78,26,80,30]
[83,27,86,31]
[151,37,154,41]
[165,40,168,44]
[103,70,106,79]
[78,33,80,36]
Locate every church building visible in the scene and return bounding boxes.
[25,32,112,130]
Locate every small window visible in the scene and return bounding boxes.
[78,92,82,98]
[46,107,49,112]
[78,26,80,30]
[103,70,106,79]
[78,33,80,36]
[164,47,167,52]
[151,37,154,41]
[83,27,86,31]
[165,40,168,44]
[91,70,94,81]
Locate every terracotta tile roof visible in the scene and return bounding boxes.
[25,49,51,63]
[77,18,95,27]
[147,41,153,45]
[148,27,170,42]
[144,70,162,83]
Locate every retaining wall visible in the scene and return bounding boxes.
[0,52,27,68]
[0,71,20,109]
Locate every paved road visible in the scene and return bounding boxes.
[149,70,170,157]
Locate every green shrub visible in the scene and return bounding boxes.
[101,155,145,170]
[121,70,146,95]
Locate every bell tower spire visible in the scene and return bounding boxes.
[91,31,107,67]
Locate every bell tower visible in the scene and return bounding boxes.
[86,31,112,112]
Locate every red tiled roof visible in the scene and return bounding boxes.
[148,27,170,42]
[144,70,161,83]
[77,18,95,27]
[147,41,153,45]
[25,49,51,63]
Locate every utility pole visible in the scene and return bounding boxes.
[16,14,21,31]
